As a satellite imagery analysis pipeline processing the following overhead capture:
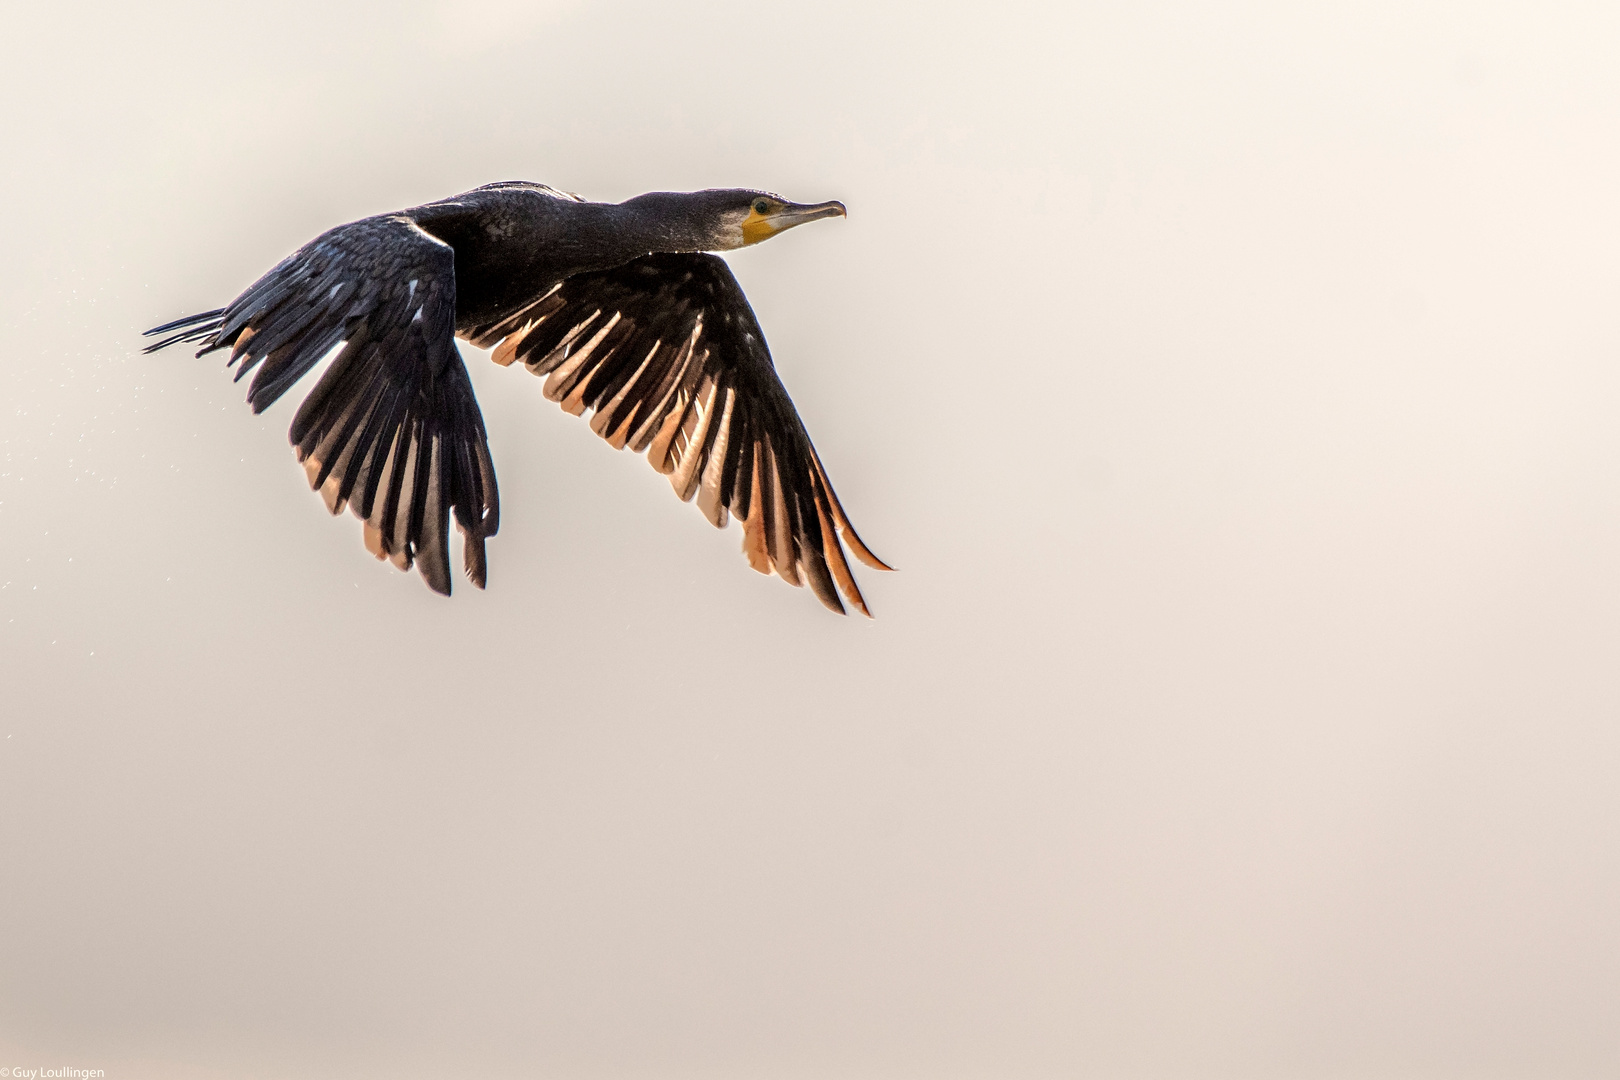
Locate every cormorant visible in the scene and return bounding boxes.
[144,182,890,614]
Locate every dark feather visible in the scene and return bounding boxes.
[141,308,226,353]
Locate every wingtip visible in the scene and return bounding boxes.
[463,533,489,590]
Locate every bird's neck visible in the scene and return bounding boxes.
[611,194,725,255]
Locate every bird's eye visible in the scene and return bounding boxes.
[752,198,771,214]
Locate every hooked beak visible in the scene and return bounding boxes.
[773,199,848,228]
[742,199,847,246]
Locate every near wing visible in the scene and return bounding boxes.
[467,252,889,615]
[143,215,499,594]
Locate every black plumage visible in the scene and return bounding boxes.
[144,182,889,614]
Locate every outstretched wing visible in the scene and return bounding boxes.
[144,215,499,594]
[468,252,889,615]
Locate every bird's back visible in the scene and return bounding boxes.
[405,183,646,332]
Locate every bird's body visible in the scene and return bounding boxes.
[409,184,686,328]
[145,182,889,613]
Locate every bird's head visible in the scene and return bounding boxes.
[727,191,848,249]
[622,189,847,252]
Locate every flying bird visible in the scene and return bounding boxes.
[144,182,890,614]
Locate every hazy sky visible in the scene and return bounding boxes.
[4,2,1619,1078]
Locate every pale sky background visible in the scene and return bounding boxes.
[3,1,1619,1078]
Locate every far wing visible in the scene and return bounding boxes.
[470,252,889,615]
[144,215,499,594]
